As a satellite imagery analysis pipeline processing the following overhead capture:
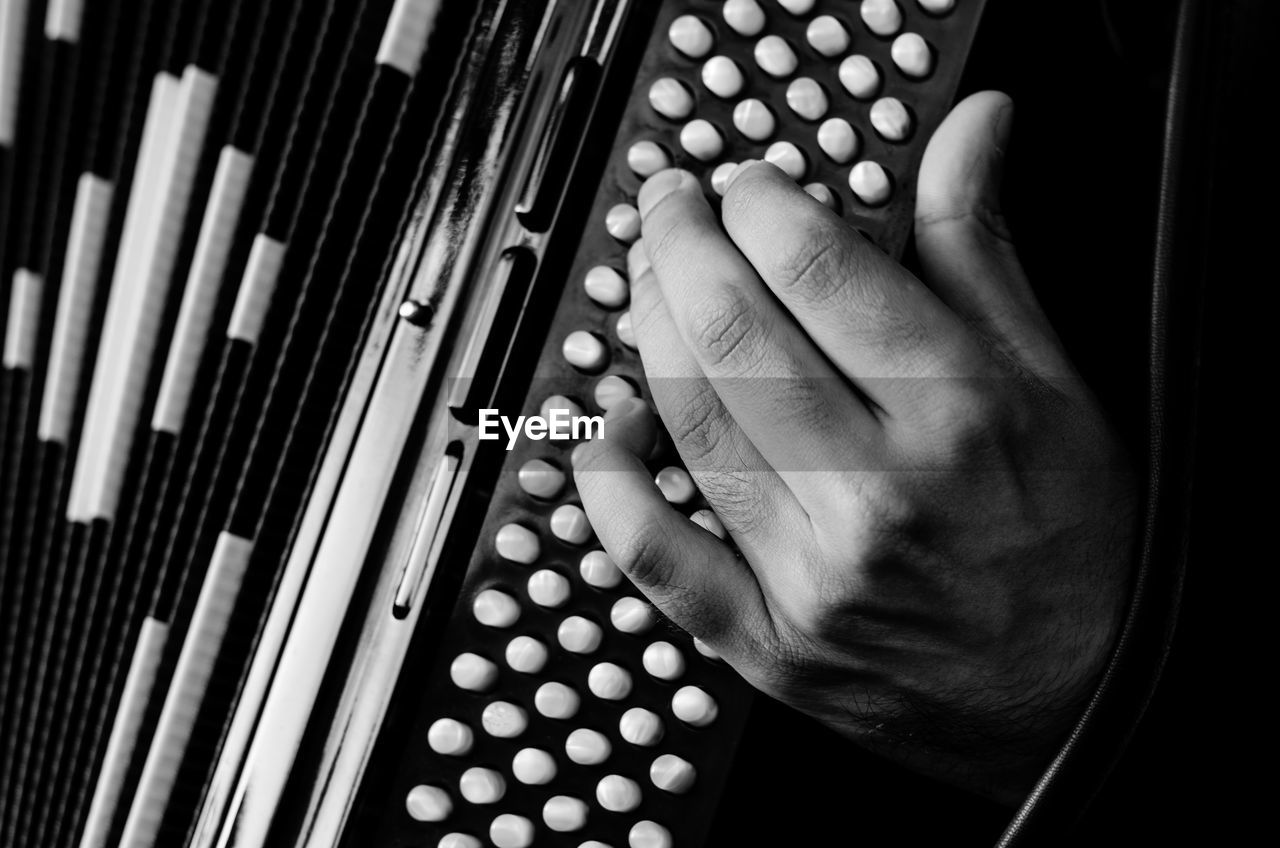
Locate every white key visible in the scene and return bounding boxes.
[565,728,612,765]
[642,641,686,681]
[732,99,775,141]
[481,701,528,738]
[459,767,506,804]
[611,597,656,634]
[542,394,584,421]
[512,747,557,784]
[701,56,744,99]
[584,265,628,308]
[550,503,593,545]
[722,0,765,36]
[528,569,571,608]
[849,160,893,205]
[648,77,693,121]
[619,707,664,746]
[518,458,565,499]
[672,685,719,727]
[543,795,590,832]
[918,0,956,14]
[605,203,642,242]
[596,775,642,813]
[588,662,633,700]
[778,0,815,14]
[679,119,724,162]
[439,834,482,848]
[804,183,840,211]
[558,616,604,654]
[489,814,535,848]
[627,141,671,178]
[786,77,828,121]
[563,330,608,371]
[838,54,881,99]
[861,0,903,36]
[806,15,850,57]
[689,508,727,539]
[870,96,913,141]
[427,718,474,756]
[654,466,696,503]
[711,162,739,196]
[505,635,548,673]
[579,843,613,848]
[473,589,520,628]
[495,523,540,565]
[535,681,581,719]
[765,141,807,180]
[594,375,637,411]
[450,652,498,691]
[693,637,721,660]
[892,32,933,77]
[615,311,637,348]
[817,117,858,163]
[629,820,673,848]
[580,550,624,589]
[650,754,697,794]
[668,14,714,58]
[754,35,798,78]
[406,785,452,822]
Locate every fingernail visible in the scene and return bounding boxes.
[723,159,761,191]
[627,240,650,280]
[604,396,644,422]
[638,169,696,218]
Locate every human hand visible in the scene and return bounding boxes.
[574,92,1136,803]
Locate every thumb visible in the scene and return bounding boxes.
[915,91,1070,380]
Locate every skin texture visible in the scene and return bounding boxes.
[573,92,1136,804]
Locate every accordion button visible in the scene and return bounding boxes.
[535,681,582,719]
[870,96,913,141]
[606,203,642,243]
[693,637,722,660]
[518,458,566,500]
[513,747,558,784]
[474,589,521,628]
[732,98,775,141]
[690,508,728,540]
[650,754,698,794]
[428,719,475,756]
[892,32,934,78]
[764,141,808,180]
[580,842,614,848]
[722,0,766,37]
[629,820,674,848]
[861,0,904,36]
[711,161,740,196]
[563,330,609,372]
[489,814,535,848]
[628,141,672,178]
[566,728,613,765]
[668,14,715,58]
[803,182,842,214]
[778,0,815,14]
[838,54,881,99]
[584,266,629,309]
[438,834,482,848]
[848,161,893,206]
[596,775,643,812]
[460,767,507,804]
[550,504,594,545]
[406,785,453,822]
[917,0,956,14]
[506,635,549,673]
[619,707,665,746]
[543,795,590,832]
[594,375,638,411]
[648,77,694,121]
[580,550,624,589]
[701,56,745,99]
[643,641,686,681]
[817,117,859,164]
[495,524,540,565]
[542,393,585,420]
[559,615,604,654]
[482,701,529,738]
[528,569,572,608]
[611,597,657,634]
[588,662,634,700]
[786,77,829,121]
[754,35,798,78]
[672,685,720,727]
[806,15,850,58]
[655,466,696,504]
[679,119,724,162]
[451,652,499,692]
[615,311,638,349]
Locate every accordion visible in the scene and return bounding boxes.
[0,0,1206,846]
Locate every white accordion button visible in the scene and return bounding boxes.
[722,0,765,36]
[505,635,548,673]
[701,55,745,99]
[690,508,727,539]
[528,569,571,608]
[565,728,612,765]
[459,767,506,804]
[870,96,913,141]
[693,636,721,660]
[754,35,798,78]
[558,615,604,654]
[563,330,609,372]
[765,141,807,180]
[615,311,637,349]
[481,700,529,738]
[806,15,850,57]
[892,32,933,77]
[495,524,540,565]
[838,54,881,99]
[668,14,714,58]
[427,718,474,756]
[672,685,719,727]
[629,820,673,848]
[918,0,956,14]
[542,393,584,421]
[535,681,581,720]
[489,814,535,848]
[605,203,642,243]
[518,458,565,499]
[438,834,481,848]
[406,785,452,822]
[588,662,633,700]
[580,843,613,848]
[619,707,664,746]
[512,747,557,784]
[818,117,859,164]
[473,589,520,628]
[861,0,904,36]
[711,162,740,196]
[650,754,698,794]
[804,183,841,212]
[732,98,775,141]
[786,77,828,121]
[543,795,590,832]
[450,652,498,692]
[550,504,593,545]
[584,265,628,309]
[778,0,815,14]
[627,141,671,178]
[648,77,694,121]
[580,550,624,589]
[679,119,724,162]
[611,597,656,634]
[594,375,637,411]
[654,466,696,504]
[642,641,686,681]
[596,775,642,813]
[848,161,892,206]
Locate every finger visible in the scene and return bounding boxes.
[717,160,993,416]
[915,91,1074,381]
[573,396,771,648]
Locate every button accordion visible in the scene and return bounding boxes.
[0,1,986,846]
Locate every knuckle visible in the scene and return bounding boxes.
[694,467,765,529]
[686,288,761,371]
[609,516,676,590]
[663,388,727,465]
[768,225,850,307]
